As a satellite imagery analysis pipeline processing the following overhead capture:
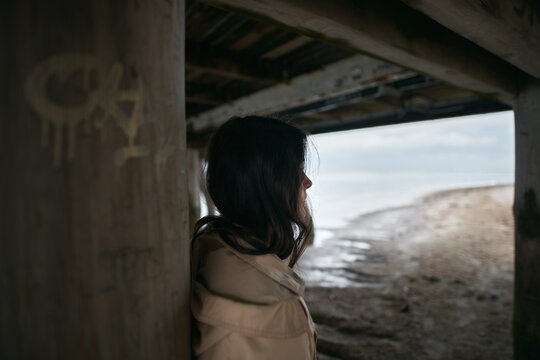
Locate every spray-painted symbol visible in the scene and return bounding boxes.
[25,53,179,176]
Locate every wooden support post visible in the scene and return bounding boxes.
[513,79,540,359]
[1,1,189,359]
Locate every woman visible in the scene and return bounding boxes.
[191,116,317,359]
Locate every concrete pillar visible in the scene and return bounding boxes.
[1,1,189,359]
[513,79,540,359]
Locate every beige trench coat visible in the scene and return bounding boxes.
[191,232,317,360]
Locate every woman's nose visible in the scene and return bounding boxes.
[303,173,312,189]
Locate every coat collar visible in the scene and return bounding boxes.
[197,232,305,296]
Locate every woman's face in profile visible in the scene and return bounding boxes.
[298,172,312,219]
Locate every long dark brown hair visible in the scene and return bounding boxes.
[193,116,313,267]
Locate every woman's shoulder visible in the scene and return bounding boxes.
[192,231,300,304]
[191,232,317,360]
[192,280,316,359]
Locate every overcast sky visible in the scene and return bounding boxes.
[309,110,515,176]
[307,110,515,227]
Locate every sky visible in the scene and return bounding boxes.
[199,110,515,228]
[307,110,515,228]
[308,110,515,175]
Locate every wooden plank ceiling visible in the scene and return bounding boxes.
[185,0,510,140]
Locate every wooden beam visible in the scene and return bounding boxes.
[185,81,246,103]
[186,41,283,84]
[513,79,540,360]
[270,76,436,119]
[261,35,312,59]
[201,0,522,105]
[229,24,274,50]
[186,95,225,106]
[305,96,511,134]
[185,63,276,84]
[401,0,540,79]
[186,68,203,81]
[187,54,408,131]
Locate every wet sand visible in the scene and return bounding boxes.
[301,185,514,360]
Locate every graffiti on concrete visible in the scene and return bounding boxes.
[25,53,179,176]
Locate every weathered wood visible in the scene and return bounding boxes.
[187,54,407,131]
[229,23,274,50]
[201,0,522,105]
[1,1,189,359]
[401,0,540,79]
[261,35,312,59]
[513,79,540,359]
[304,96,510,134]
[186,40,283,84]
[186,95,225,106]
[186,68,204,81]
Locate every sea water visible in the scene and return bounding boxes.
[307,111,515,230]
[301,111,515,287]
[309,169,514,230]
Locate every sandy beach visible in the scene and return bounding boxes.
[301,185,515,360]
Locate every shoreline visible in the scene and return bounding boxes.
[304,184,514,359]
[323,182,514,229]
[311,178,514,231]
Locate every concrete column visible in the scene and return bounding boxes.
[1,1,189,359]
[513,79,540,359]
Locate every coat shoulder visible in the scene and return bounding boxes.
[193,232,296,304]
[191,232,317,359]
